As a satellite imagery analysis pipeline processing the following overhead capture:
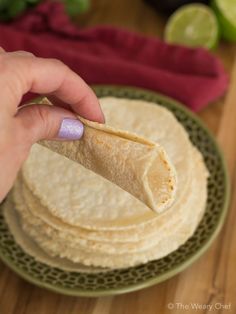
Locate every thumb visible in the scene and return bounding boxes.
[15,104,84,144]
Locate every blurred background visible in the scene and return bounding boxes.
[0,0,235,48]
[1,0,235,129]
[0,0,235,135]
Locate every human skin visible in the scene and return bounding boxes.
[0,49,104,201]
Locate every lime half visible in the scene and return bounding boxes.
[164,4,219,50]
[212,0,236,41]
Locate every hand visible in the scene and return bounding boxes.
[0,49,104,201]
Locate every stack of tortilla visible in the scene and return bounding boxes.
[3,97,209,272]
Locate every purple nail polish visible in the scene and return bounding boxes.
[58,118,84,140]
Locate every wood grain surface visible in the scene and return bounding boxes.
[1,0,236,313]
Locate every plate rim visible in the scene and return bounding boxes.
[0,85,230,297]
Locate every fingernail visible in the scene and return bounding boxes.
[58,118,84,140]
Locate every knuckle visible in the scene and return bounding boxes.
[48,58,68,73]
[49,58,64,67]
[14,50,35,57]
[0,51,35,73]
[32,105,53,138]
[17,105,52,145]
[35,105,49,122]
[0,53,29,103]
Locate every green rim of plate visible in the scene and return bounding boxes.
[0,86,230,297]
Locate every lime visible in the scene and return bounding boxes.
[0,0,8,10]
[65,0,90,16]
[212,0,236,41]
[7,0,26,19]
[164,4,219,50]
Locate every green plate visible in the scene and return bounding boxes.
[0,86,230,297]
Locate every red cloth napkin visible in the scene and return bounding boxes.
[0,1,228,111]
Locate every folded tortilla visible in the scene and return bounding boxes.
[39,98,177,213]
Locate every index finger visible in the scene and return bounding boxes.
[0,53,104,123]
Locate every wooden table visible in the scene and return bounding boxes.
[1,1,236,313]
